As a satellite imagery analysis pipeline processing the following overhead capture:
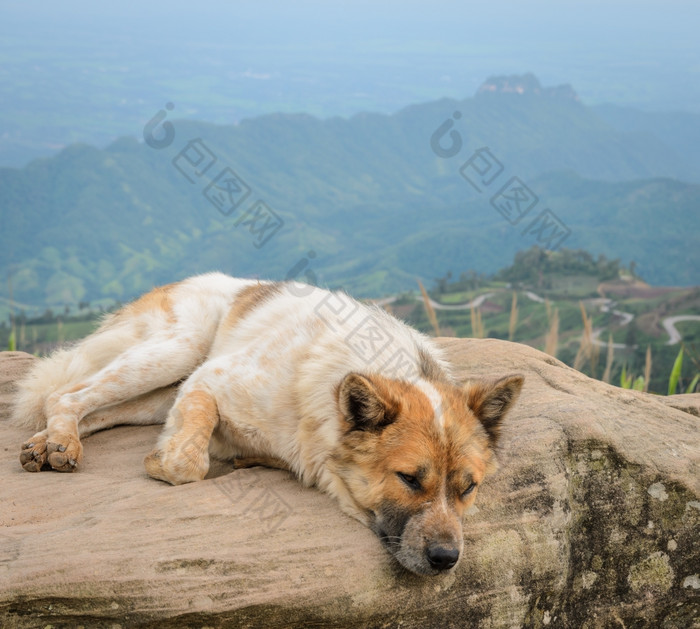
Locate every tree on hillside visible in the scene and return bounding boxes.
[495,246,628,285]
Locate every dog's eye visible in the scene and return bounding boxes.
[397,472,421,491]
[461,482,477,498]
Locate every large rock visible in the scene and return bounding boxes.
[1,340,698,628]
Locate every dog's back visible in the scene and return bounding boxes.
[13,273,445,430]
[11,273,256,431]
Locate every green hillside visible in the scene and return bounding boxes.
[1,76,700,314]
[403,248,700,396]
[593,104,700,181]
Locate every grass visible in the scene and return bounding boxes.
[544,308,559,358]
[602,334,613,383]
[644,346,652,393]
[418,280,441,337]
[508,292,518,342]
[402,271,700,395]
[668,347,683,395]
[435,291,479,305]
[0,317,101,355]
[470,307,484,339]
[573,302,600,378]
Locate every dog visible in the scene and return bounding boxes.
[13,273,523,575]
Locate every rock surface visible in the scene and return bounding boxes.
[1,341,698,628]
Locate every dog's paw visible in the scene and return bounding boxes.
[144,444,208,485]
[46,434,83,472]
[144,449,170,483]
[20,431,50,472]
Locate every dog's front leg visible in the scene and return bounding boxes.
[144,383,219,485]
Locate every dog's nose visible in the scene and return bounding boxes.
[426,545,459,570]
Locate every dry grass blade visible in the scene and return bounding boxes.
[602,333,614,383]
[508,292,519,341]
[644,345,652,393]
[574,301,593,373]
[417,280,441,337]
[470,306,484,339]
[544,307,559,357]
[573,340,587,371]
[590,333,600,380]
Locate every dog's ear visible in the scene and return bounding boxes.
[466,375,524,445]
[337,373,401,432]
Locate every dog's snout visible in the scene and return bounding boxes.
[426,545,459,570]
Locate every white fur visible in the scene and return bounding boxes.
[13,273,454,516]
[415,379,444,433]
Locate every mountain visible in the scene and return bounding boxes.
[1,75,699,313]
[593,104,700,180]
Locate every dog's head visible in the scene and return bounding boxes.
[332,371,523,575]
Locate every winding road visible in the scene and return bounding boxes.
[591,299,633,348]
[428,293,495,311]
[375,291,698,347]
[374,293,496,310]
[661,315,700,345]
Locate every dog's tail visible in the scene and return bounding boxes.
[10,314,127,432]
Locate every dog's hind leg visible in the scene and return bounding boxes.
[32,334,204,473]
[19,430,50,472]
[144,384,219,485]
[19,385,179,472]
[77,384,179,437]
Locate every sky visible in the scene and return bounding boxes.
[1,0,699,165]
[5,0,698,100]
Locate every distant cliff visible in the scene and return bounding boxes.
[477,73,580,101]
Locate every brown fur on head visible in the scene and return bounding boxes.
[332,372,524,575]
